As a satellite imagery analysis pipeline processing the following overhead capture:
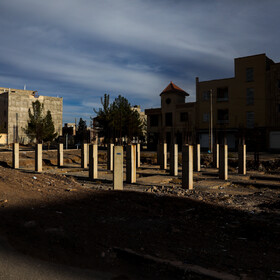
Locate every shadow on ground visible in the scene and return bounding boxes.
[0,190,280,279]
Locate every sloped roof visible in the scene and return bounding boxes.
[160,81,189,96]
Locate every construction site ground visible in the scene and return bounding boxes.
[0,148,280,279]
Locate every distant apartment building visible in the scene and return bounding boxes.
[131,105,147,142]
[145,54,280,151]
[0,87,63,144]
[145,82,196,150]
[196,53,280,150]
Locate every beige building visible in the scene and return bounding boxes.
[145,82,195,150]
[0,87,63,144]
[131,105,147,142]
[146,54,280,151]
[196,53,280,150]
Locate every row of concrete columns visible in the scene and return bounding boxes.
[107,143,141,171]
[157,143,201,173]
[13,143,99,178]
[157,143,246,174]
[156,143,247,188]
[12,141,246,191]
[13,143,44,172]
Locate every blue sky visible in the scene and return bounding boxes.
[0,0,280,125]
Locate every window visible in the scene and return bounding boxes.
[217,109,229,124]
[246,112,255,128]
[180,112,188,122]
[246,67,254,82]
[246,88,254,105]
[150,115,159,127]
[203,113,209,122]
[165,98,171,104]
[165,112,172,126]
[202,91,210,101]
[217,87,228,101]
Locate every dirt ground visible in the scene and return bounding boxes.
[0,149,280,279]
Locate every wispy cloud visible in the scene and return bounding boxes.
[0,0,279,123]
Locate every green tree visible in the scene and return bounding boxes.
[93,94,144,144]
[127,109,144,141]
[76,118,88,143]
[43,110,57,142]
[93,94,112,142]
[24,101,45,143]
[24,100,57,143]
[111,95,131,142]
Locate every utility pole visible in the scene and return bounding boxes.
[209,89,213,153]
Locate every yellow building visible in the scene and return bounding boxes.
[196,53,280,150]
[146,54,280,151]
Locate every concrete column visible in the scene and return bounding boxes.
[107,144,114,171]
[81,143,88,168]
[89,144,98,180]
[136,143,141,168]
[170,144,178,176]
[57,143,63,167]
[182,145,193,189]
[35,143,42,172]
[113,146,123,190]
[238,144,246,175]
[160,143,167,170]
[213,144,219,168]
[219,144,228,180]
[126,144,136,183]
[193,144,201,172]
[13,143,19,169]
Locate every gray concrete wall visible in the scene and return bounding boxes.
[0,92,8,132]
[1,90,63,144]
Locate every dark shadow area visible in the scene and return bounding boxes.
[250,175,280,182]
[0,161,12,168]
[137,172,170,178]
[202,172,219,177]
[232,180,280,189]
[43,159,56,166]
[0,190,280,279]
[258,200,280,210]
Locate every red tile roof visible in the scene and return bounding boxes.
[160,81,189,96]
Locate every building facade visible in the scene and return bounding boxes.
[0,87,63,144]
[196,53,280,150]
[145,54,280,151]
[145,82,196,150]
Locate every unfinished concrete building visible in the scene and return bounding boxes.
[0,87,63,144]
